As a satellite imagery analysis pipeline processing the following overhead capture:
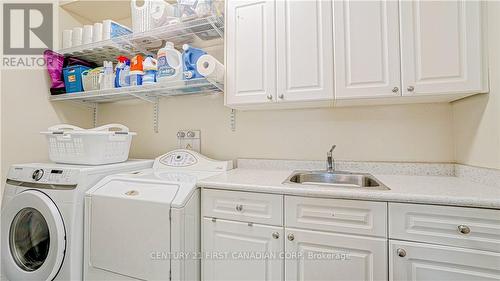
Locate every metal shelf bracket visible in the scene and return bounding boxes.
[230,109,236,132]
[153,98,160,133]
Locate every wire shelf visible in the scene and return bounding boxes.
[50,78,223,104]
[60,15,224,64]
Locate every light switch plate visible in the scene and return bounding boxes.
[177,130,201,152]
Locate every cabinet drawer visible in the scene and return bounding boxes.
[202,189,283,226]
[285,196,387,237]
[389,203,500,252]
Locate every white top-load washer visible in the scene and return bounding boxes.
[84,149,233,281]
[1,160,153,281]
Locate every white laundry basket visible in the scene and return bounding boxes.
[42,124,136,165]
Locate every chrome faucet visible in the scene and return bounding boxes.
[326,145,336,172]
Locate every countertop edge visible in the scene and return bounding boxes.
[196,181,500,210]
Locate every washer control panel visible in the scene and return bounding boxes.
[159,151,198,167]
[154,149,233,171]
[8,166,78,184]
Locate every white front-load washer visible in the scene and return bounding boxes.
[0,160,153,281]
[84,149,233,281]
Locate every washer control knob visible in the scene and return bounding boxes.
[177,131,186,138]
[186,131,195,138]
[32,169,44,181]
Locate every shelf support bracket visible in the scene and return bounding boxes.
[230,109,236,132]
[92,103,98,127]
[153,98,160,133]
[129,92,157,103]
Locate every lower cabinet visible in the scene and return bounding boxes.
[202,218,283,281]
[390,240,500,281]
[285,228,387,281]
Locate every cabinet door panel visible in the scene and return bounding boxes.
[390,240,500,281]
[400,0,487,95]
[226,0,276,105]
[285,228,387,281]
[202,218,283,281]
[276,0,334,102]
[334,0,401,99]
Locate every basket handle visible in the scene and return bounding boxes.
[91,123,130,133]
[48,124,84,132]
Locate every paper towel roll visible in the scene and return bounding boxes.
[72,27,82,46]
[62,29,72,48]
[93,23,103,42]
[83,25,93,44]
[196,55,224,84]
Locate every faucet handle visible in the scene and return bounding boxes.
[328,145,336,156]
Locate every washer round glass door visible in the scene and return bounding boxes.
[1,190,66,281]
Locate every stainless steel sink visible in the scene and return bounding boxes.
[284,171,389,190]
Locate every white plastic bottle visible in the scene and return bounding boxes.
[157,42,183,82]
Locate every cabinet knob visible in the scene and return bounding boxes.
[392,87,399,93]
[278,94,284,99]
[267,95,273,100]
[235,204,243,212]
[287,233,295,241]
[396,248,406,257]
[407,86,415,92]
[272,232,280,239]
[458,225,471,234]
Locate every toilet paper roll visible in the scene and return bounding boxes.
[72,27,82,46]
[83,25,93,44]
[93,22,103,42]
[62,29,72,48]
[196,55,224,84]
[102,20,111,40]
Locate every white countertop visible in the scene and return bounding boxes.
[198,168,500,209]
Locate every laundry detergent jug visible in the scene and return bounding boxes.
[157,42,183,82]
[182,44,206,80]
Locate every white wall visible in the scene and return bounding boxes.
[452,1,500,170]
[98,98,454,163]
[0,7,92,201]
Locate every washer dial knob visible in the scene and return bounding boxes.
[32,169,44,181]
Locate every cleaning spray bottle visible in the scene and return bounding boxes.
[142,55,158,84]
[182,44,207,80]
[115,56,130,87]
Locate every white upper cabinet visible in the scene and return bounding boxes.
[225,0,276,105]
[333,0,401,99]
[400,0,488,96]
[276,0,334,102]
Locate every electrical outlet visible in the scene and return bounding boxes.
[177,130,201,152]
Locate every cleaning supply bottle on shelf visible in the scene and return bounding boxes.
[129,54,144,86]
[99,61,114,89]
[142,55,158,84]
[115,56,130,88]
[157,42,183,82]
[182,44,207,80]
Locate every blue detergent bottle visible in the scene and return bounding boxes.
[182,44,207,80]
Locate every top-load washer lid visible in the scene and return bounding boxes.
[87,179,178,280]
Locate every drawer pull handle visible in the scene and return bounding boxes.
[236,204,243,212]
[397,248,406,257]
[287,233,295,241]
[272,232,280,239]
[458,225,471,234]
